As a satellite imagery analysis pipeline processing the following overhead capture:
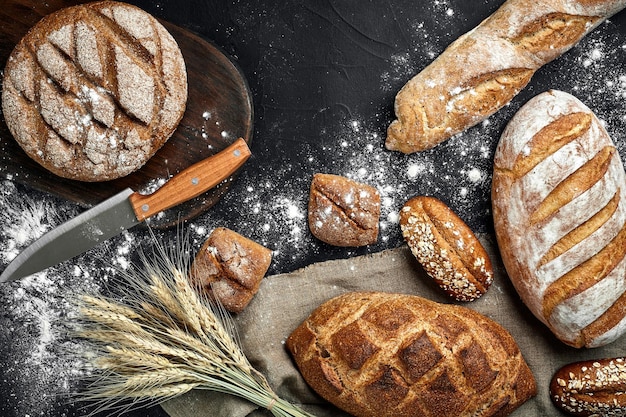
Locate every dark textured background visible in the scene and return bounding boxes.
[1,1,626,416]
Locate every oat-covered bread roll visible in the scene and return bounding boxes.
[550,357,626,416]
[400,196,493,301]
[308,173,381,247]
[287,291,536,417]
[2,1,187,181]
[190,227,272,313]
[386,0,626,153]
[492,90,626,348]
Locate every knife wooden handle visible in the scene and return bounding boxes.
[129,138,251,220]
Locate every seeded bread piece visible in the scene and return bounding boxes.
[400,196,493,302]
[550,357,626,416]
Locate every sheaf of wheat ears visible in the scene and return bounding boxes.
[131,247,250,368]
[71,231,316,417]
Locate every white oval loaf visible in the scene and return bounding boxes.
[492,90,626,348]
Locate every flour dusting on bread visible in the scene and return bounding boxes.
[1,1,187,181]
[493,89,626,348]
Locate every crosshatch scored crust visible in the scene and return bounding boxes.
[399,196,493,302]
[286,291,536,417]
[492,90,626,348]
[1,1,187,181]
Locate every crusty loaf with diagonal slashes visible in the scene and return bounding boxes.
[492,90,626,348]
[286,291,536,417]
[386,0,626,154]
[2,1,187,181]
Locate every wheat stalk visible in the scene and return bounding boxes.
[96,346,173,371]
[70,234,315,417]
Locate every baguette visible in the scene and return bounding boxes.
[386,0,626,153]
[492,90,626,348]
[286,291,536,417]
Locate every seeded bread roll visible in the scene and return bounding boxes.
[190,227,272,313]
[308,173,381,247]
[386,0,626,153]
[550,357,626,416]
[492,90,626,348]
[400,196,493,301]
[2,1,187,181]
[286,291,536,417]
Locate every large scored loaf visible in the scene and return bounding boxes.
[2,1,187,181]
[386,0,626,153]
[287,291,536,417]
[492,90,626,348]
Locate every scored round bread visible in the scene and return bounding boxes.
[1,1,187,181]
[286,291,536,417]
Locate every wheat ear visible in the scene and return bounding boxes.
[70,233,316,417]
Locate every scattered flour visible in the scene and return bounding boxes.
[2,3,626,417]
[0,182,84,416]
[380,0,460,92]
[186,7,626,276]
[0,181,153,417]
[190,106,495,274]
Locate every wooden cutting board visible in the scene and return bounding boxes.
[0,0,253,227]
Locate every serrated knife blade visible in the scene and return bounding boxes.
[0,138,251,282]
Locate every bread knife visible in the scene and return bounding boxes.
[0,138,251,283]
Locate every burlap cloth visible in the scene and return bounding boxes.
[161,235,626,416]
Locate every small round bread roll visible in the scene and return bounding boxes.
[190,227,272,314]
[308,173,381,247]
[400,196,493,301]
[2,1,187,181]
